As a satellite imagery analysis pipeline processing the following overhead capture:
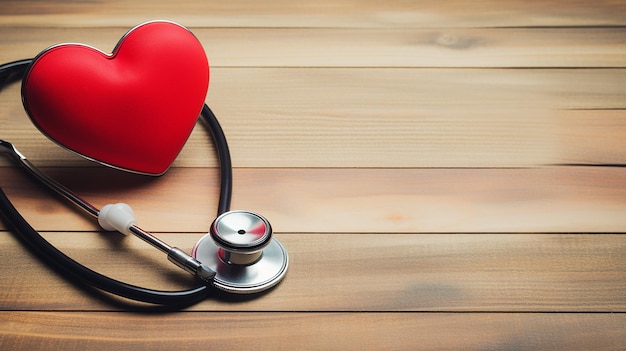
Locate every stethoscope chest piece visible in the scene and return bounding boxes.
[193,210,288,294]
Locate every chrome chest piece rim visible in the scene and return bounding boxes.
[192,210,289,294]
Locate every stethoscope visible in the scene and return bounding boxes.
[0,27,288,306]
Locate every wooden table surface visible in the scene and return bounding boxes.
[1,1,625,349]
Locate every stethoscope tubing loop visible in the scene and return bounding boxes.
[0,59,233,306]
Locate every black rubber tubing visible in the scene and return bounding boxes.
[0,59,233,306]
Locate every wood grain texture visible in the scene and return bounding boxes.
[2,70,626,168]
[1,0,625,349]
[1,0,625,28]
[1,167,625,233]
[1,232,624,312]
[1,27,625,68]
[1,312,624,351]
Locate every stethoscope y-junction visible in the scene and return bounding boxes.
[0,21,288,306]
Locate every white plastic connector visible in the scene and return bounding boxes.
[98,203,137,235]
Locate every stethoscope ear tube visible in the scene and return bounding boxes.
[0,187,212,306]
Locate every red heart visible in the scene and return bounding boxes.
[22,21,209,175]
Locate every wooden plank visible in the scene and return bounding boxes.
[556,109,626,166]
[1,0,625,28]
[1,167,625,233]
[1,232,624,311]
[0,312,624,351]
[2,70,625,168]
[1,27,625,68]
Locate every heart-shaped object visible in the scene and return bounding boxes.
[22,21,209,175]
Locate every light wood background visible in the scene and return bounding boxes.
[1,1,625,349]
